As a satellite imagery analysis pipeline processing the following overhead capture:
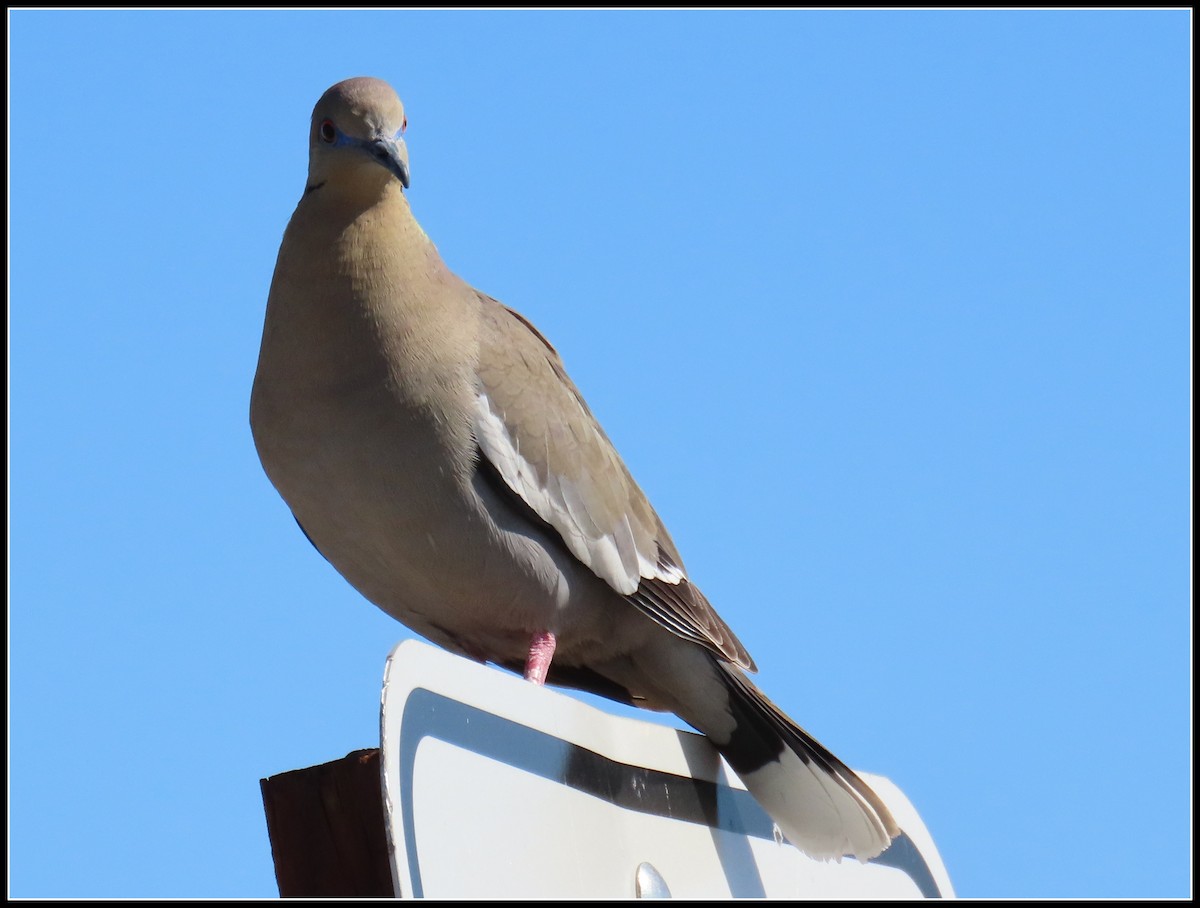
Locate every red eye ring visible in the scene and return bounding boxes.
[401,116,407,134]
[318,119,336,144]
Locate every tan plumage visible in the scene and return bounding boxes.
[251,77,899,861]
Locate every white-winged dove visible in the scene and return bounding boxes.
[251,77,899,862]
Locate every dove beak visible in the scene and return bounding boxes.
[365,134,410,189]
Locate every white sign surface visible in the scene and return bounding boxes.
[380,640,954,899]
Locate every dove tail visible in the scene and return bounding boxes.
[709,658,901,862]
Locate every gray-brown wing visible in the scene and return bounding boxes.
[472,294,755,671]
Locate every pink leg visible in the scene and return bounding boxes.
[523,631,556,685]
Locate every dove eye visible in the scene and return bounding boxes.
[319,119,336,144]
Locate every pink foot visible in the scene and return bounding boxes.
[523,631,556,685]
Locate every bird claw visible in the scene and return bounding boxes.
[523,630,556,685]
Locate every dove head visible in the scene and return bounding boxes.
[307,77,410,191]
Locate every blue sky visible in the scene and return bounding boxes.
[8,9,1191,899]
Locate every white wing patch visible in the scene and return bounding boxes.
[642,541,685,584]
[474,392,682,596]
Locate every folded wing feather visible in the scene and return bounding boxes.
[473,295,755,671]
